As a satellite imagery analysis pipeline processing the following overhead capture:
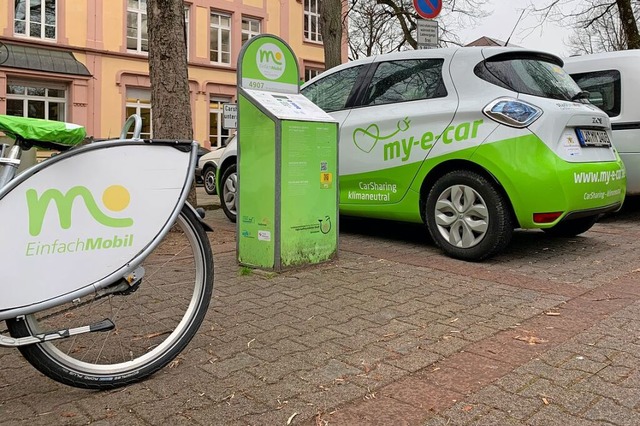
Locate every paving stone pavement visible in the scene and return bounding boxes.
[1,190,639,426]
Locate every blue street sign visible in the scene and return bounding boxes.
[414,0,442,19]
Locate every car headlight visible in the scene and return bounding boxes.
[483,98,542,128]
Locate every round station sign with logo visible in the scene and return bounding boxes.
[238,35,300,94]
[414,0,442,19]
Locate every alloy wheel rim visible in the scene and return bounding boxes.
[204,172,216,192]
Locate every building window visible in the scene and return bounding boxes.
[210,12,231,65]
[241,17,261,45]
[14,0,56,40]
[125,88,152,138]
[6,81,66,120]
[304,0,322,42]
[209,97,231,148]
[127,0,148,53]
[304,67,323,82]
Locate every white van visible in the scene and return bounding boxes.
[564,50,640,195]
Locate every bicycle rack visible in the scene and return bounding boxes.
[119,114,143,140]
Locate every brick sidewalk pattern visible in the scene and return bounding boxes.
[1,193,639,426]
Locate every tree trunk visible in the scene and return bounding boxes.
[616,0,640,49]
[319,0,343,70]
[147,0,197,206]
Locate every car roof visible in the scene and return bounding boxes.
[302,47,564,89]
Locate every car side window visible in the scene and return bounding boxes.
[570,70,621,117]
[361,59,446,106]
[301,66,362,112]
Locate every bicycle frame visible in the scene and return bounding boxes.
[0,137,199,322]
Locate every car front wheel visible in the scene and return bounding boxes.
[203,166,217,195]
[426,170,513,261]
[220,163,237,223]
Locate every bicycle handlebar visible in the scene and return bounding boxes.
[120,114,143,140]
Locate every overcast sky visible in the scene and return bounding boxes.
[456,0,574,58]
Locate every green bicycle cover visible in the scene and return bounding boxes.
[0,115,86,146]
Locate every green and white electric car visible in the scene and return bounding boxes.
[217,47,626,261]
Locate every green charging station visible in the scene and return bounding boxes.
[237,34,338,271]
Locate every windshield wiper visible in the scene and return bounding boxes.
[571,90,590,102]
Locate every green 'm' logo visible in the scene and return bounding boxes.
[26,185,133,236]
[256,43,285,80]
[259,49,283,65]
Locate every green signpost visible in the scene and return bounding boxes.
[237,34,338,270]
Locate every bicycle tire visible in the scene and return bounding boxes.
[6,205,213,389]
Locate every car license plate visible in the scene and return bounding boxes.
[575,128,611,147]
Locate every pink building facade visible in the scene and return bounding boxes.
[0,0,348,148]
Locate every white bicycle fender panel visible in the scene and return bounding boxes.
[0,143,190,311]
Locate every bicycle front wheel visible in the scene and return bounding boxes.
[6,205,213,389]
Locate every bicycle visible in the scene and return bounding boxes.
[0,114,214,389]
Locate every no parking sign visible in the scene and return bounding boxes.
[413,0,442,19]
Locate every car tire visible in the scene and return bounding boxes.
[203,166,217,195]
[220,163,237,223]
[542,216,598,237]
[426,170,513,261]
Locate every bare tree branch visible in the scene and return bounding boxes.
[583,2,617,28]
[376,0,417,48]
[530,0,639,53]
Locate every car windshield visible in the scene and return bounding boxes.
[475,54,583,102]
